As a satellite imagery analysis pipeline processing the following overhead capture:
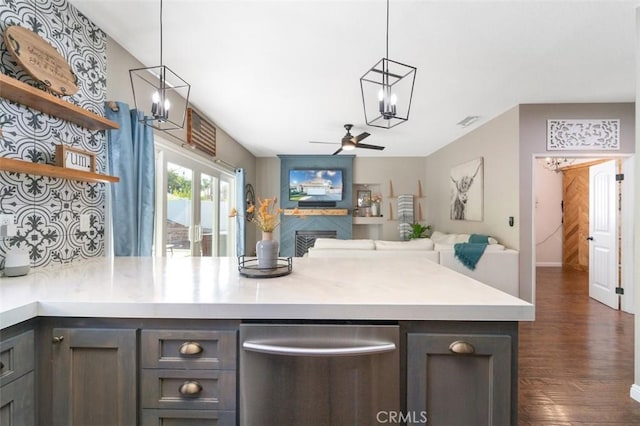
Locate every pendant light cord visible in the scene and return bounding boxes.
[386,0,389,59]
[159,0,163,67]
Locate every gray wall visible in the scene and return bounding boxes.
[518,103,635,302]
[105,37,257,253]
[424,106,520,250]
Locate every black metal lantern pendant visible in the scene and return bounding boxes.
[360,0,416,129]
[129,0,190,131]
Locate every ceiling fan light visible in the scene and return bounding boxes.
[342,141,356,151]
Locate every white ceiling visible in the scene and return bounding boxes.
[69,0,639,157]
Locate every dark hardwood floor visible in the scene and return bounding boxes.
[518,267,640,425]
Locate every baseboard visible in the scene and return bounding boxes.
[630,384,640,403]
[535,262,562,267]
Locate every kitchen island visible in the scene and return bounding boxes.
[1,256,532,327]
[0,256,533,425]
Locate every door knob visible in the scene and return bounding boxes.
[586,236,594,241]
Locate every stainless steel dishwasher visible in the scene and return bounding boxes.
[239,323,400,426]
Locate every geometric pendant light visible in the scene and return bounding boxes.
[360,0,416,129]
[129,0,190,131]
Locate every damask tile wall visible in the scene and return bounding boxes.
[0,0,108,267]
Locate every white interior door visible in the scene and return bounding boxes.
[588,160,618,309]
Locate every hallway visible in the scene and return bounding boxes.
[518,267,640,424]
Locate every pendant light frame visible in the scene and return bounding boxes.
[360,0,416,129]
[129,0,190,131]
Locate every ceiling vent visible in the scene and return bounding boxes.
[456,116,480,128]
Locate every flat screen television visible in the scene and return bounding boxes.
[289,169,343,201]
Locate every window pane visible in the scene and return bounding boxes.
[219,180,231,256]
[200,173,216,257]
[166,162,193,257]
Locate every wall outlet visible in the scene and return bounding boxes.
[80,214,91,232]
[0,214,16,237]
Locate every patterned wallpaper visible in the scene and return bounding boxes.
[0,0,108,267]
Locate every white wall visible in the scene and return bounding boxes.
[423,106,520,250]
[633,7,640,404]
[534,159,563,266]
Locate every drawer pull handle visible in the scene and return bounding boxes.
[52,336,65,344]
[179,380,203,396]
[449,340,475,354]
[179,342,203,355]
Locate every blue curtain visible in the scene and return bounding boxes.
[235,168,246,256]
[105,102,155,256]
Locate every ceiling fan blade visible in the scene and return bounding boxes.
[352,132,370,143]
[355,143,385,151]
[309,141,339,145]
[332,147,343,155]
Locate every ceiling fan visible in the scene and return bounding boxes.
[310,124,385,155]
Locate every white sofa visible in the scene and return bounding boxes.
[307,238,440,262]
[307,233,519,297]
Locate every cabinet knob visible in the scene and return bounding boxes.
[179,341,203,355]
[52,336,65,344]
[449,340,475,354]
[179,380,203,396]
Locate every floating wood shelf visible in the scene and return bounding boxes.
[283,208,349,216]
[353,217,384,225]
[0,74,119,130]
[0,157,119,183]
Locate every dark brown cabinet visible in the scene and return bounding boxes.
[407,332,513,426]
[140,329,237,425]
[0,330,35,426]
[51,327,137,426]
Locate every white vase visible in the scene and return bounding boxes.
[371,202,379,217]
[256,231,279,269]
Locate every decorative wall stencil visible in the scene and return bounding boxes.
[0,0,107,267]
[547,119,620,150]
[450,158,483,221]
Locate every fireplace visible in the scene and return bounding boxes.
[295,230,337,257]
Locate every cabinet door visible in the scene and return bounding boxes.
[0,371,35,426]
[407,333,511,426]
[51,328,137,426]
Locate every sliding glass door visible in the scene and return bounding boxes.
[154,138,236,257]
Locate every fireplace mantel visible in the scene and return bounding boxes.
[284,209,349,216]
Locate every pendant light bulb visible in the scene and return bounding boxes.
[164,98,171,112]
[390,93,397,106]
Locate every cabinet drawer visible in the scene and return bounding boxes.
[0,330,34,387]
[141,330,237,370]
[141,369,236,410]
[141,409,235,426]
[0,371,35,426]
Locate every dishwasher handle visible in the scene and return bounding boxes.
[242,340,396,356]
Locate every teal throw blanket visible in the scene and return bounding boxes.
[454,242,488,270]
[469,234,490,244]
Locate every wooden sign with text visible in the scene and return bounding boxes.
[4,25,78,96]
[55,145,95,173]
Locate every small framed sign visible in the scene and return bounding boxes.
[55,145,96,173]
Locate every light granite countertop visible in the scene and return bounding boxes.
[0,256,533,329]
